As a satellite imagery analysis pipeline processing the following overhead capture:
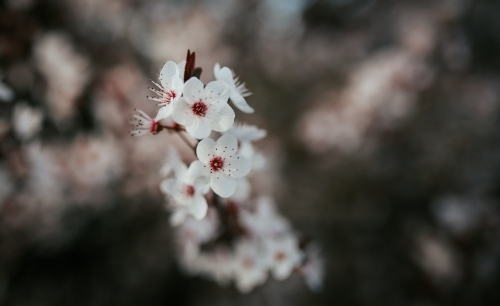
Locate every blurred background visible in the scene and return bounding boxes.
[1,0,500,305]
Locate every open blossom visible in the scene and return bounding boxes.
[148,61,184,120]
[172,77,234,139]
[196,133,251,198]
[129,109,163,136]
[161,161,210,224]
[265,234,303,280]
[214,63,254,113]
[233,239,268,293]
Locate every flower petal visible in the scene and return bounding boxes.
[210,104,235,132]
[170,75,184,100]
[160,178,176,196]
[205,80,230,98]
[189,195,208,220]
[173,162,188,180]
[210,172,237,198]
[155,105,172,121]
[170,209,187,226]
[215,133,238,157]
[196,138,216,164]
[172,98,195,126]
[230,92,254,113]
[177,60,186,81]
[186,160,210,184]
[223,154,251,178]
[183,77,204,104]
[213,65,235,86]
[159,61,179,88]
[186,117,212,139]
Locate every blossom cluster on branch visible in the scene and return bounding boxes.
[130,50,323,293]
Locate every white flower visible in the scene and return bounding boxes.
[233,239,268,293]
[129,109,163,136]
[214,63,254,113]
[196,133,251,198]
[265,234,303,281]
[172,77,234,139]
[148,61,184,120]
[161,161,210,223]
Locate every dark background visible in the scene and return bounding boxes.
[1,0,500,305]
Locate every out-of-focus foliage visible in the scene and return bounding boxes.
[1,0,500,305]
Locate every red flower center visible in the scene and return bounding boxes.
[275,252,286,262]
[162,90,176,105]
[184,185,195,197]
[209,156,224,171]
[192,101,208,117]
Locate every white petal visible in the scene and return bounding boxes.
[273,263,294,281]
[170,76,184,99]
[210,104,235,132]
[186,118,212,139]
[177,60,186,81]
[186,160,210,184]
[214,65,235,86]
[230,92,254,113]
[223,155,251,178]
[196,138,216,164]
[155,105,172,121]
[205,80,230,97]
[173,162,188,180]
[159,61,179,88]
[213,63,223,80]
[170,209,187,226]
[214,133,238,158]
[160,178,176,196]
[172,99,195,126]
[183,77,204,104]
[189,195,208,220]
[230,178,251,201]
[210,172,237,198]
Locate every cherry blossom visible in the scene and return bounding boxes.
[172,77,234,139]
[161,160,210,223]
[214,63,254,113]
[265,234,303,280]
[233,239,268,293]
[129,109,163,136]
[196,133,251,198]
[148,61,184,120]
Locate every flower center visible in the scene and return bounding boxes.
[209,156,224,171]
[275,252,286,262]
[183,185,195,197]
[242,257,254,269]
[161,90,176,106]
[191,101,208,117]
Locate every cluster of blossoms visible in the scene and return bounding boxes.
[131,51,323,293]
